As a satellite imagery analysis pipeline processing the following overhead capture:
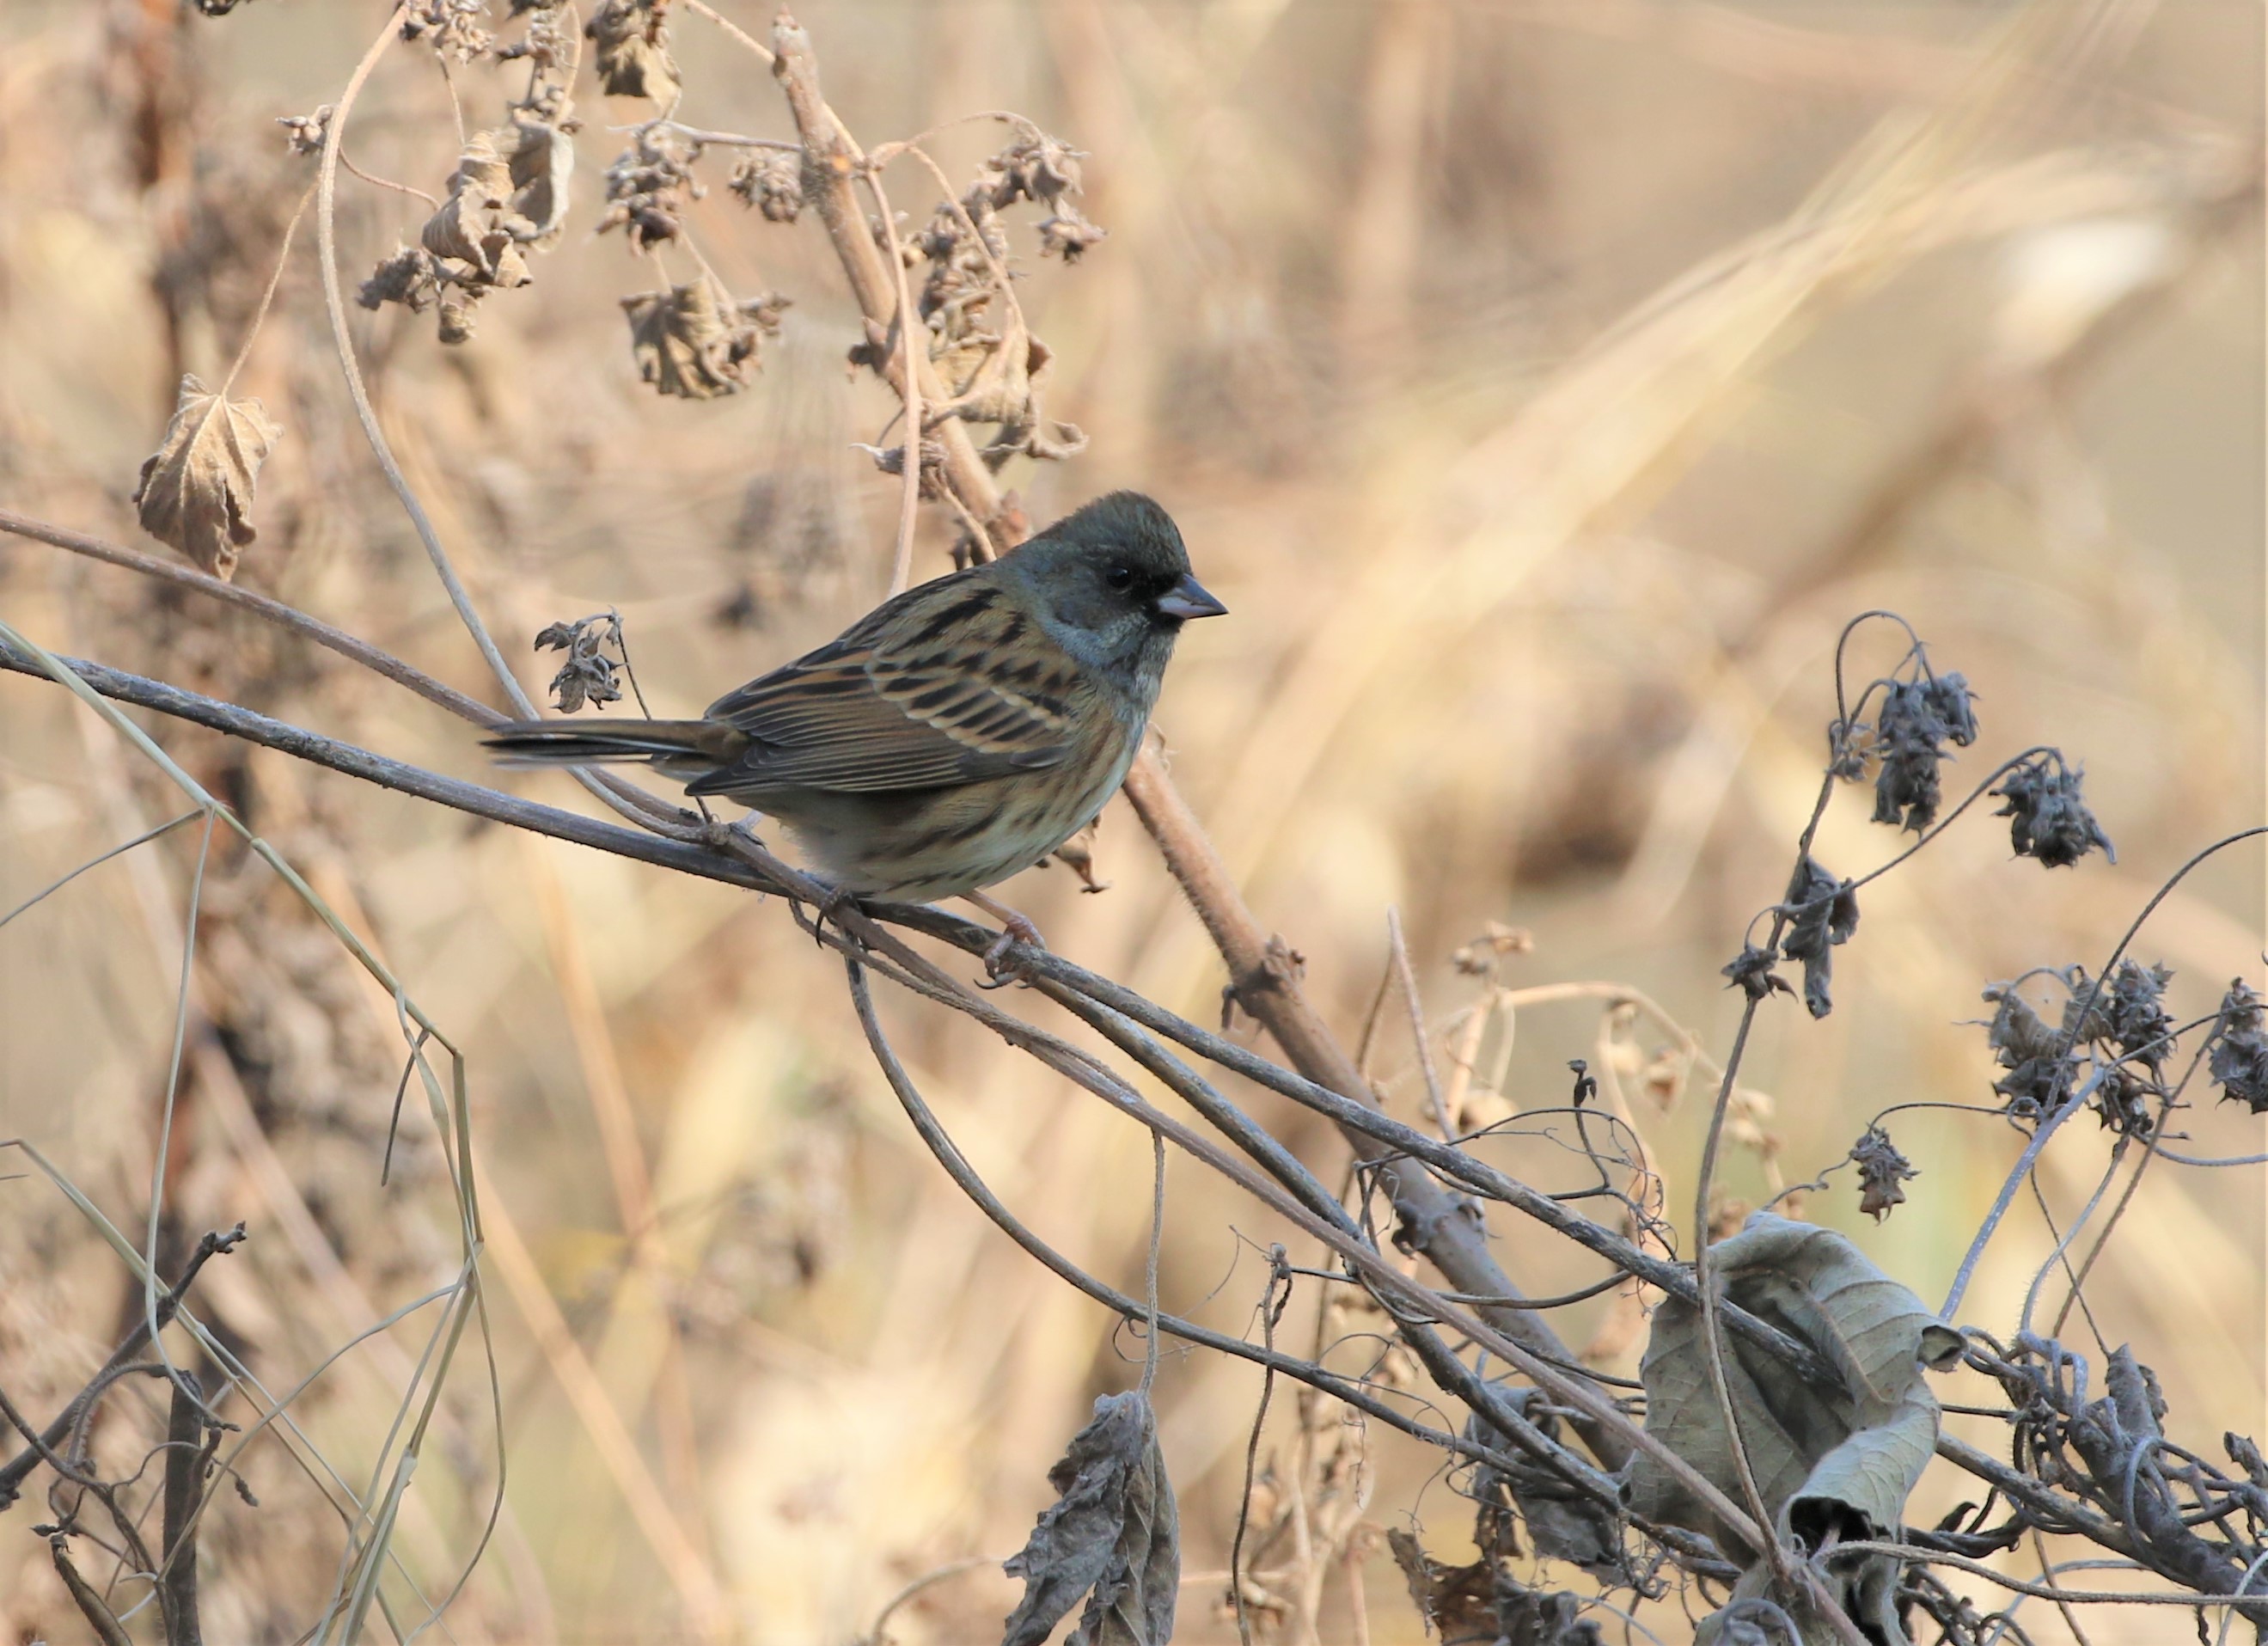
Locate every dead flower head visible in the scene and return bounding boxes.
[599,125,703,250]
[729,150,804,223]
[1991,756,2115,869]
[400,0,495,63]
[1849,1124,1919,1221]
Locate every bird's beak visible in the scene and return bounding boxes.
[1154,573,1228,622]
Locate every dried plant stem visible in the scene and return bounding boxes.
[860,165,926,597]
[219,181,315,396]
[315,4,536,719]
[1386,907,1452,1140]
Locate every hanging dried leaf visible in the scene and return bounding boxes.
[503,113,575,247]
[1629,1215,1962,1645]
[1001,1390,1177,1646]
[421,132,535,288]
[621,279,787,400]
[585,0,681,105]
[132,374,284,580]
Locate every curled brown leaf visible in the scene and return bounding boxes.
[621,278,788,400]
[131,374,284,581]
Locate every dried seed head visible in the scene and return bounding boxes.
[535,615,626,713]
[599,126,703,251]
[400,0,495,62]
[1451,921,1532,976]
[1992,757,2115,869]
[2210,979,2268,1114]
[1849,1125,1919,1221]
[277,106,333,158]
[1869,671,1978,832]
[729,150,804,222]
[1780,855,1860,1019]
[1982,976,2075,1120]
[1721,942,1790,1003]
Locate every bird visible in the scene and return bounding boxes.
[486,491,1226,965]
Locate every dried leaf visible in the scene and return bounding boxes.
[1470,1397,1623,1578]
[422,132,535,288]
[132,374,284,579]
[1388,1529,1603,1645]
[621,279,786,400]
[1001,1391,1177,1646]
[1630,1215,1960,1641]
[585,0,680,104]
[503,113,575,247]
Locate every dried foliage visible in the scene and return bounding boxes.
[1002,1392,1178,1646]
[131,373,283,579]
[621,278,788,401]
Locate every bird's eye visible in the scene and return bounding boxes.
[1103,564,1135,590]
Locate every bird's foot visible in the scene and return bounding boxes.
[963,891,1045,984]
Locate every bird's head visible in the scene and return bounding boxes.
[995,492,1226,692]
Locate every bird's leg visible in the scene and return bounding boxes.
[963,889,1044,979]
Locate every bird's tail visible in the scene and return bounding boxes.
[484,719,743,771]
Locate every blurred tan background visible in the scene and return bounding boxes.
[0,2,2261,1641]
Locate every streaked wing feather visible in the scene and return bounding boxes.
[691,577,1078,796]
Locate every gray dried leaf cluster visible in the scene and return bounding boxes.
[1001,1390,1177,1646]
[585,0,679,106]
[132,374,284,580]
[1468,1394,1623,1577]
[1629,1215,1961,1646]
[621,279,788,401]
[1980,960,2179,1135]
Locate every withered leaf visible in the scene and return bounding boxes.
[132,374,284,580]
[422,132,535,288]
[1002,1390,1177,1646]
[1629,1215,1960,1643]
[621,279,787,401]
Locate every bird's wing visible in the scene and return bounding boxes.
[693,576,1082,795]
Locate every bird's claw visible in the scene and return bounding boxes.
[979,912,1046,986]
